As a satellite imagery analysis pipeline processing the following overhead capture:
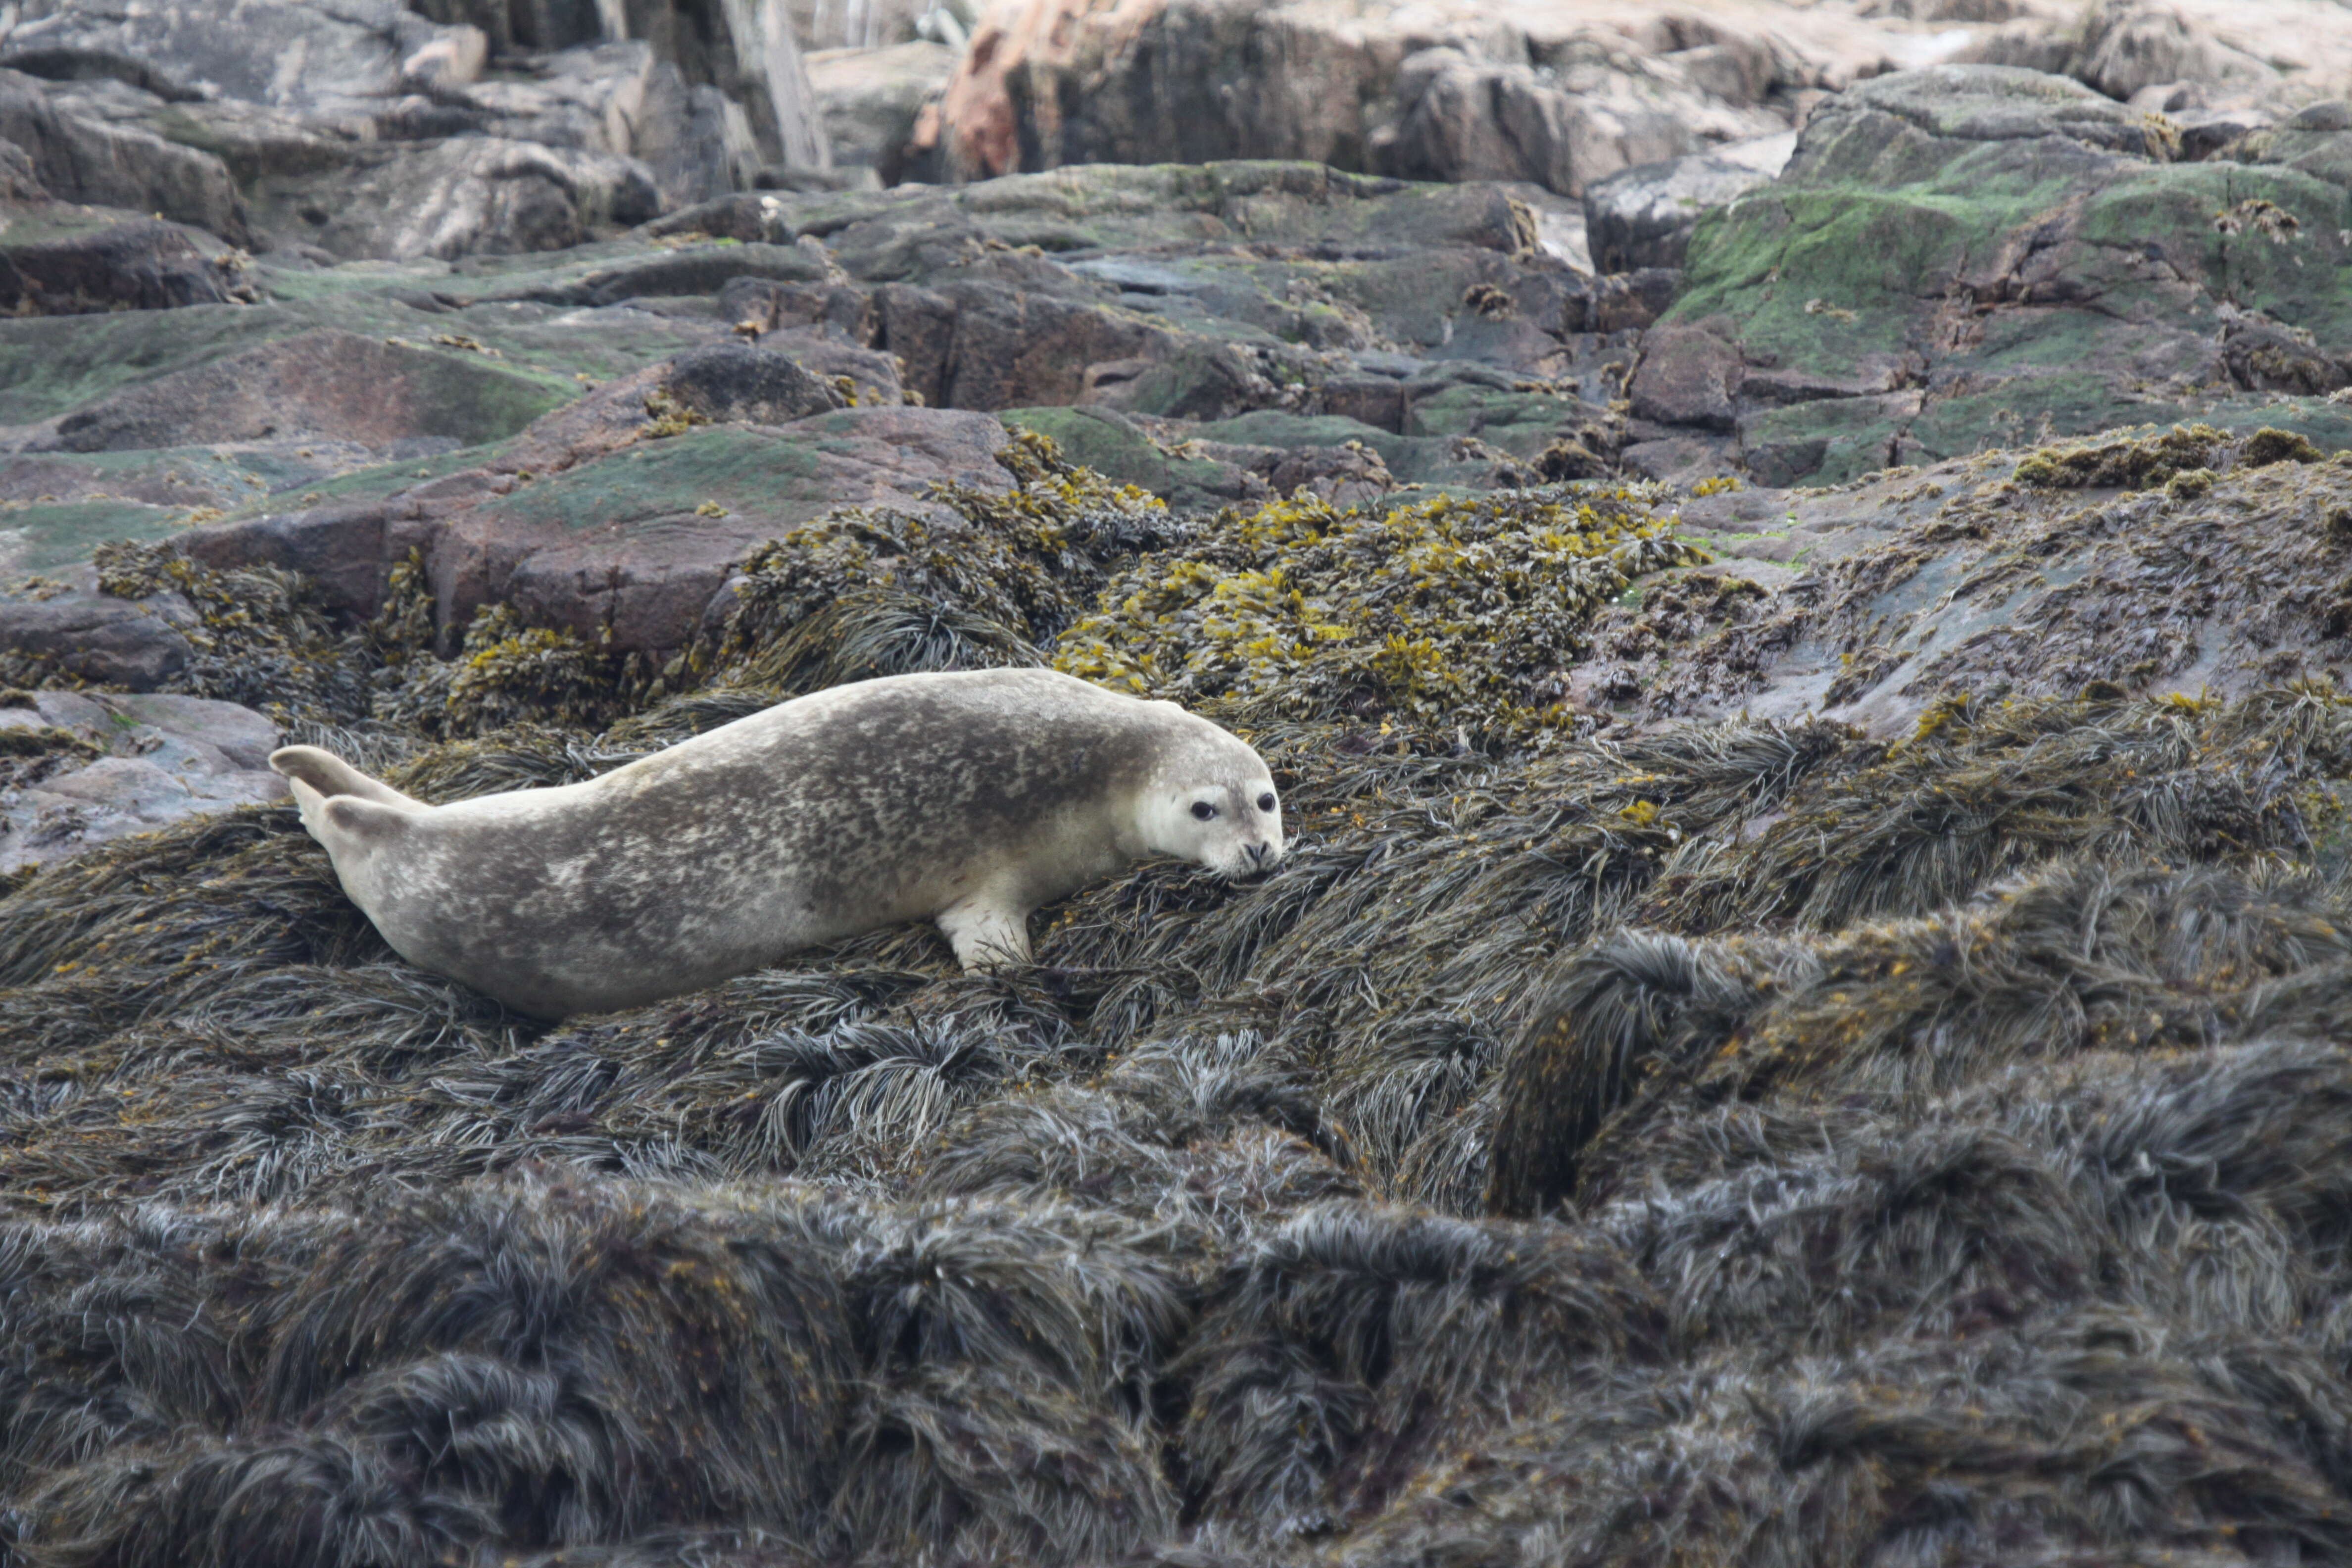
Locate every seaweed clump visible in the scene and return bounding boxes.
[2012,422,2324,489]
[1053,485,1701,740]
[89,540,370,721]
[707,428,1186,693]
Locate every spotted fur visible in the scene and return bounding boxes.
[272,670,1283,1018]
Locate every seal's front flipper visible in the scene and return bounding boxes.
[938,897,1033,971]
[269,745,422,810]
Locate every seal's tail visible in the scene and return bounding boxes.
[270,745,424,848]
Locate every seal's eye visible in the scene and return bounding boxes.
[1191,801,1218,821]
[1257,793,1277,813]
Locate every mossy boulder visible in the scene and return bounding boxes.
[1657,65,2352,486]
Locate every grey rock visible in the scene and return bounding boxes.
[0,68,245,241]
[246,137,662,262]
[2071,0,2275,105]
[0,0,479,106]
[1786,65,2171,185]
[0,585,191,689]
[0,215,253,315]
[1380,48,1706,197]
[5,747,287,871]
[0,134,42,199]
[806,39,956,187]
[659,343,847,425]
[637,72,763,208]
[1584,149,1782,273]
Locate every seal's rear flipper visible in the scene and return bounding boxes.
[270,745,422,811]
[287,778,413,858]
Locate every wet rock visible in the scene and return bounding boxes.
[0,67,246,241]
[0,212,254,315]
[29,330,571,456]
[0,688,286,871]
[1582,138,1791,273]
[0,575,192,689]
[807,40,956,187]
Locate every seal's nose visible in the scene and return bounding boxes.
[1245,842,1271,866]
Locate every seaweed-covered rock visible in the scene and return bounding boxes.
[1054,485,1700,739]
[1648,64,2352,485]
[3,481,2352,1564]
[1582,139,1790,273]
[1583,424,2352,731]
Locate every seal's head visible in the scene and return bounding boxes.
[1133,719,1285,879]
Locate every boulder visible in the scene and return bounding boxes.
[2069,0,2275,105]
[0,688,286,872]
[0,1,833,264]
[0,211,256,315]
[657,342,846,424]
[0,68,245,241]
[425,403,1016,651]
[0,135,42,200]
[1643,65,2352,485]
[807,40,957,187]
[0,575,193,689]
[1376,45,1778,197]
[245,137,663,262]
[1582,137,1791,272]
[173,503,395,620]
[1629,322,1743,430]
[0,0,479,105]
[29,329,572,455]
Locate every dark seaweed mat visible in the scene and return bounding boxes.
[5,673,2352,1566]
[12,435,2352,1565]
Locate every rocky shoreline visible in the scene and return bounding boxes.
[7,1,2352,1563]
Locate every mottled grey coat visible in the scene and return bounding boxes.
[273,669,1283,1018]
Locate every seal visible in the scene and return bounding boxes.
[269,668,1284,1018]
